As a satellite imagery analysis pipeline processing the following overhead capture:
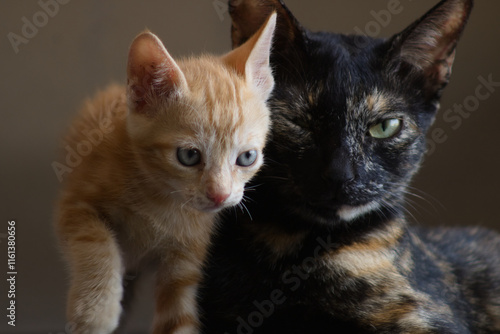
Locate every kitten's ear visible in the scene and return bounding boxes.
[127,31,188,114]
[223,12,277,99]
[387,0,473,95]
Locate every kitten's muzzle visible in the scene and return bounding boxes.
[206,191,230,206]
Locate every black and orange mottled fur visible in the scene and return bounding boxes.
[199,1,500,333]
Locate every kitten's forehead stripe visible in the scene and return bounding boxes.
[180,57,248,150]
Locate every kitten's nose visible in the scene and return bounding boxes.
[207,192,230,206]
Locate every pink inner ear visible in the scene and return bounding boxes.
[128,80,148,111]
[223,13,276,99]
[127,32,186,114]
[246,13,276,99]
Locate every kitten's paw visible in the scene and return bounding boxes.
[68,312,121,334]
[67,289,123,334]
[152,324,199,334]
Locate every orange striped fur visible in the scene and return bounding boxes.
[55,14,276,334]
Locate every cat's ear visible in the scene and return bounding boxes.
[229,0,303,49]
[127,31,188,114]
[223,12,277,99]
[387,0,473,95]
[228,0,306,77]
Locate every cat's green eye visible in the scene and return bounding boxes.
[368,119,402,139]
[236,150,258,167]
[177,148,201,167]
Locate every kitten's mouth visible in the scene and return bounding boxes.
[204,205,226,213]
[198,201,235,214]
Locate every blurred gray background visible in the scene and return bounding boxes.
[0,0,499,333]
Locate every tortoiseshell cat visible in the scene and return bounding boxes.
[55,14,276,334]
[200,0,500,333]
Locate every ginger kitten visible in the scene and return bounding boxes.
[55,13,276,334]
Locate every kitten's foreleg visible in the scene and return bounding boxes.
[152,257,203,334]
[60,211,124,334]
[113,271,140,333]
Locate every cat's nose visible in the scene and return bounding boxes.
[207,192,230,206]
[323,148,356,184]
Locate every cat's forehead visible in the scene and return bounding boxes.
[346,89,405,119]
[301,41,408,121]
[300,76,404,121]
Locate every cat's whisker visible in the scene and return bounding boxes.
[406,189,445,212]
[398,189,444,217]
[382,181,445,217]
[373,201,391,222]
[386,181,444,210]
[376,196,408,222]
[385,197,419,224]
[401,193,433,212]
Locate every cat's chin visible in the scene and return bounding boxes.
[297,200,380,225]
[336,202,381,222]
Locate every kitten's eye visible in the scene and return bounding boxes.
[177,148,201,166]
[368,119,402,139]
[236,150,258,167]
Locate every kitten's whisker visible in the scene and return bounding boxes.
[180,198,193,211]
[236,203,244,214]
[265,157,290,166]
[239,201,253,221]
[261,176,290,182]
[244,183,263,190]
[242,195,256,204]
